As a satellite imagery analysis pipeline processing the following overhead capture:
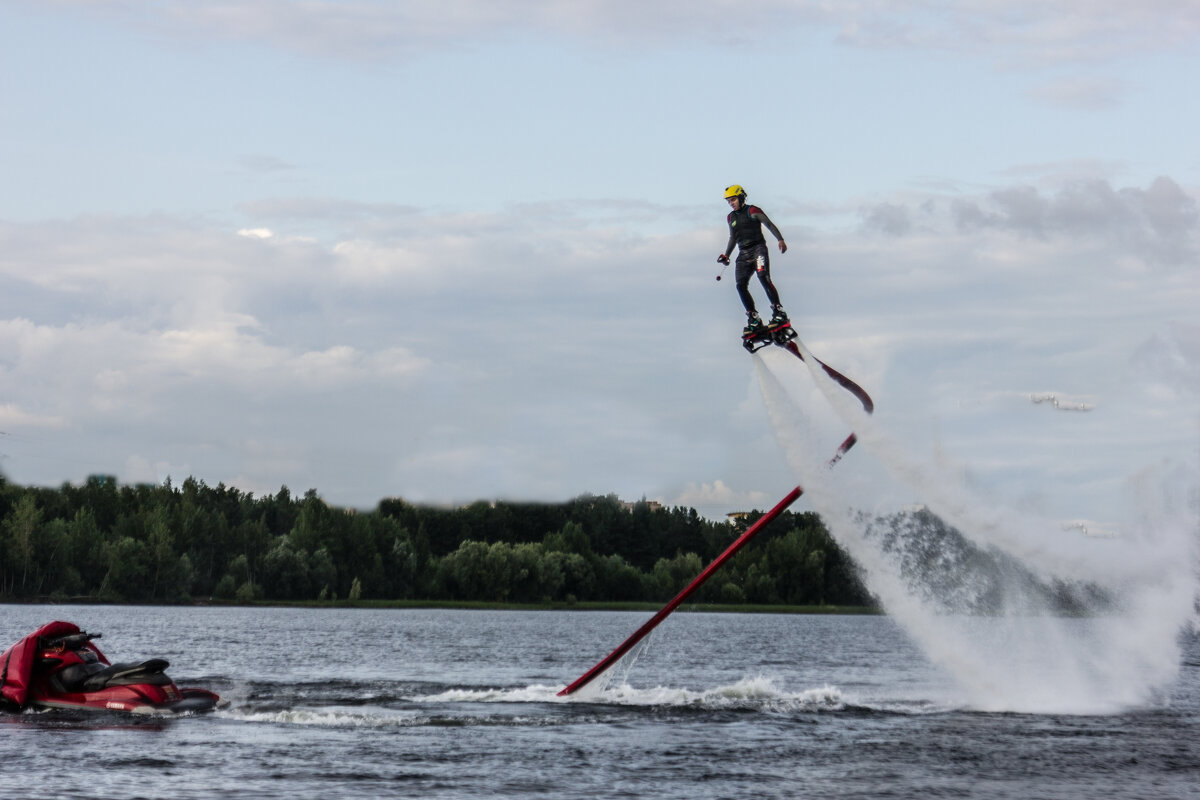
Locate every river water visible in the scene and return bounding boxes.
[2,604,1198,799]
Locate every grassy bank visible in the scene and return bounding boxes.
[8,596,879,614]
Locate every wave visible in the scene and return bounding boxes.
[419,676,845,712]
[191,673,987,728]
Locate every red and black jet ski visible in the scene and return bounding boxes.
[1,621,224,714]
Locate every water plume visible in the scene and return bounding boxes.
[754,344,1199,714]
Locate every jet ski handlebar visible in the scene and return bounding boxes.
[39,631,101,651]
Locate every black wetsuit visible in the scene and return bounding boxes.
[724,204,784,316]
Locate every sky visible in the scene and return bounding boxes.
[2,0,1198,522]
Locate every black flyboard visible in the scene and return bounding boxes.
[743,319,797,353]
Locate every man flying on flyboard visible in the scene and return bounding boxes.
[716,184,790,343]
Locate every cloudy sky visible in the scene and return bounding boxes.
[2,0,1198,521]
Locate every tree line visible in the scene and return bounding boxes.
[0,473,872,608]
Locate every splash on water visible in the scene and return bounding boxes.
[424,676,845,712]
[221,706,435,728]
[565,630,655,701]
[754,340,1200,715]
[219,678,849,728]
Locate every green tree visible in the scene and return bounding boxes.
[99,536,149,601]
[387,531,419,599]
[3,493,41,595]
[804,549,826,605]
[65,508,106,592]
[543,521,590,556]
[37,518,73,596]
[260,537,311,600]
[310,547,337,598]
[651,551,703,601]
[213,573,237,600]
[172,553,197,601]
[592,553,646,601]
[146,506,179,601]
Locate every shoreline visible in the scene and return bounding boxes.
[2,597,879,615]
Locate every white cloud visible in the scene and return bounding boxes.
[860,175,1199,268]
[833,1,1200,64]
[815,178,1199,521]
[238,155,297,174]
[28,0,1200,65]
[1029,76,1127,110]
[1,174,1196,517]
[669,479,771,516]
[0,403,67,430]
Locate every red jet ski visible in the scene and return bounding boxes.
[1,621,224,714]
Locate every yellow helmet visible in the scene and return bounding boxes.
[724,184,746,200]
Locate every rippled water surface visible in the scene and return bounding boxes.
[2,605,1198,799]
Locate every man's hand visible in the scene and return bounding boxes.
[717,253,730,265]
[778,241,788,254]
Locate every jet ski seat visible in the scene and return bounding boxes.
[54,658,173,693]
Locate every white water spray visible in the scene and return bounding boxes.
[754,343,1200,714]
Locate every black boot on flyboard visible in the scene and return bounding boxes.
[742,307,796,352]
[767,305,796,345]
[741,312,770,352]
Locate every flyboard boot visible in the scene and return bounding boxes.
[742,312,771,352]
[767,305,796,344]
